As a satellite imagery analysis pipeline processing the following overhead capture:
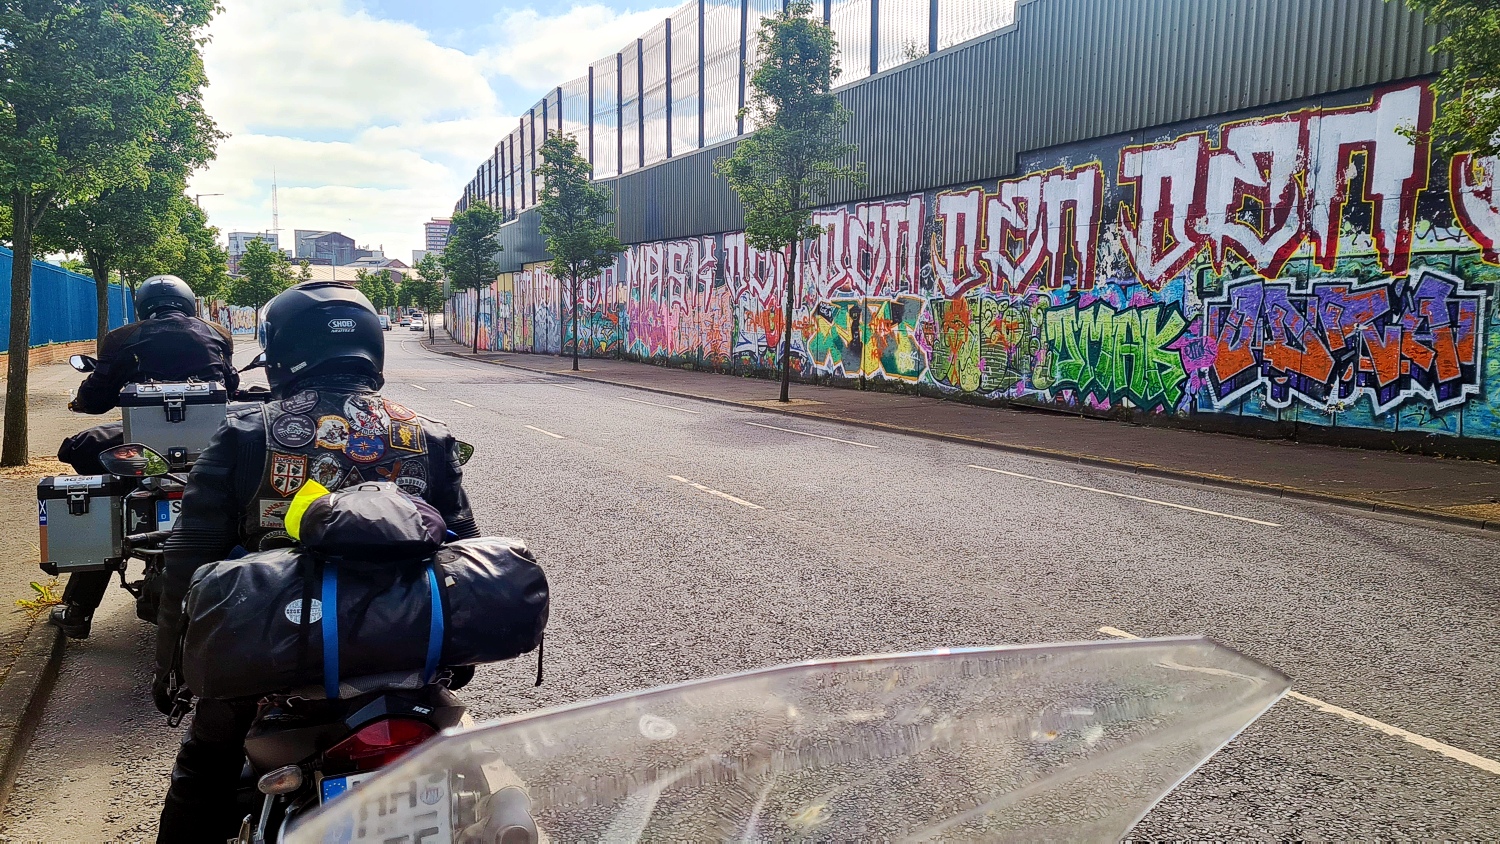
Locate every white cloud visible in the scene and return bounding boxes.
[479,4,677,91]
[188,1,676,263]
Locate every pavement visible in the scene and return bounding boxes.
[3,332,1497,839]
[424,335,1500,531]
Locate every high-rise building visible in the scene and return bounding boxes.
[226,231,278,275]
[424,219,452,255]
[295,230,358,266]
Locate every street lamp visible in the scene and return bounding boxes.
[193,193,223,207]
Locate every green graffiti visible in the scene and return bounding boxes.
[811,296,927,383]
[1044,302,1189,409]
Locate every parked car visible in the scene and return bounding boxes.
[379,315,391,331]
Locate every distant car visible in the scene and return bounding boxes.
[399,317,411,326]
[410,317,426,332]
[378,315,391,331]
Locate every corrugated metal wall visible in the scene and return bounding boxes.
[490,0,1440,270]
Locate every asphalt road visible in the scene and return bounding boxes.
[3,334,1497,841]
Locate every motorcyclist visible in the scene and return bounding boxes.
[50,274,239,640]
[151,281,481,841]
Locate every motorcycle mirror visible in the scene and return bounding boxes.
[456,441,474,466]
[97,443,171,478]
[69,354,97,373]
[238,352,267,372]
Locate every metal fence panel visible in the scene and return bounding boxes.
[741,0,784,131]
[591,57,620,178]
[642,21,670,166]
[877,0,931,73]
[560,75,591,162]
[621,43,642,172]
[671,0,702,154]
[701,0,741,145]
[0,247,135,351]
[937,0,1015,50]
[830,0,873,84]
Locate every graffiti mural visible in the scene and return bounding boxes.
[450,80,1500,453]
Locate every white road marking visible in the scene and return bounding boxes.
[557,385,587,392]
[1097,627,1500,776]
[621,396,702,414]
[409,384,428,391]
[669,475,763,509]
[524,425,565,439]
[970,465,1280,527]
[745,421,878,449]
[452,399,476,408]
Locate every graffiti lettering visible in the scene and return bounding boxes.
[1205,269,1485,413]
[1045,302,1190,410]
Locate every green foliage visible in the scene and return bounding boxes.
[0,0,220,465]
[400,277,446,313]
[439,203,503,293]
[227,239,294,311]
[297,260,313,282]
[355,268,398,311]
[1403,0,1500,155]
[414,251,445,287]
[167,197,230,298]
[55,257,90,275]
[715,0,865,254]
[537,132,626,285]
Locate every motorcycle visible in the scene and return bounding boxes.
[38,354,270,623]
[284,636,1289,843]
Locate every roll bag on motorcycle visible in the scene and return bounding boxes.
[179,483,549,701]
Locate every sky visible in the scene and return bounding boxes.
[187,0,679,264]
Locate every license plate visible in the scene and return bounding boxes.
[156,499,180,531]
[319,771,452,840]
[319,771,375,804]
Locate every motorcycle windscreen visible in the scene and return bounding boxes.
[286,636,1289,843]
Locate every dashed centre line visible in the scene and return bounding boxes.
[452,399,476,408]
[668,475,763,509]
[1097,626,1500,776]
[409,384,428,391]
[524,425,566,439]
[556,385,587,392]
[621,396,702,414]
[745,420,878,449]
[969,465,1280,527]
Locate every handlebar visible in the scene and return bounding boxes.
[125,530,174,550]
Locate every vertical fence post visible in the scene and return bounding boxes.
[616,51,624,174]
[665,17,674,160]
[588,66,596,173]
[870,0,880,75]
[929,0,938,54]
[823,0,831,25]
[698,0,706,149]
[737,0,749,136]
[636,38,646,170]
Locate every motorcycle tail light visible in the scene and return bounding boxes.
[323,718,437,773]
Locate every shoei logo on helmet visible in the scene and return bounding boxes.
[329,318,356,332]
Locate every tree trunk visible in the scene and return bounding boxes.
[472,287,480,354]
[571,271,580,372]
[3,193,35,467]
[90,255,110,354]
[779,240,798,403]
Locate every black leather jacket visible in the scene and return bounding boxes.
[73,312,238,413]
[154,381,479,675]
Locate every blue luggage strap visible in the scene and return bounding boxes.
[321,561,446,701]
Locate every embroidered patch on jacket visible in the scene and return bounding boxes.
[270,413,317,449]
[346,435,386,464]
[396,459,428,496]
[345,396,386,436]
[269,453,308,497]
[280,390,319,414]
[308,453,346,489]
[383,400,417,421]
[315,416,350,451]
[389,420,424,454]
[258,499,291,529]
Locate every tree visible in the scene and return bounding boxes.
[440,203,503,353]
[0,0,218,465]
[715,0,864,402]
[227,238,294,311]
[1403,0,1500,155]
[537,132,627,371]
[355,268,398,312]
[297,260,313,282]
[406,252,447,341]
[167,196,230,299]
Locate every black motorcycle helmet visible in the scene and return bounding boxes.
[259,282,385,395]
[134,275,196,319]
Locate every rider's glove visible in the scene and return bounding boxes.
[151,672,175,716]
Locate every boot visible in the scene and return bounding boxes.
[48,604,92,639]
